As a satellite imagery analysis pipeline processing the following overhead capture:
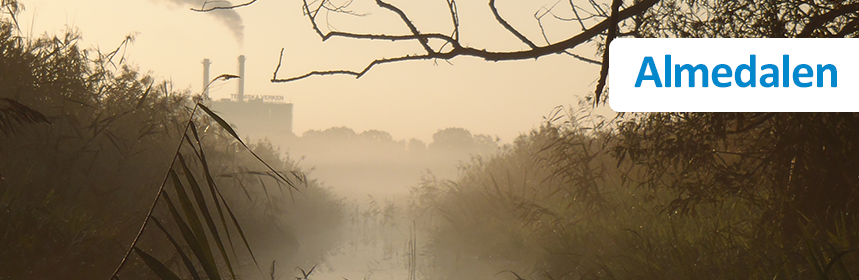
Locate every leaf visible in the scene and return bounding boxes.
[179,150,237,279]
[258,176,270,199]
[806,240,827,280]
[151,218,203,280]
[169,169,221,280]
[191,121,238,260]
[235,177,254,202]
[136,82,153,110]
[162,192,221,280]
[0,98,50,135]
[198,103,300,196]
[198,104,242,144]
[133,247,182,280]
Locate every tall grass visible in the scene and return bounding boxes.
[110,100,297,279]
[410,105,859,280]
[0,5,343,278]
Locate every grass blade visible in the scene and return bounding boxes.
[806,240,827,280]
[151,218,203,280]
[198,103,300,195]
[191,122,239,261]
[198,104,242,144]
[135,82,153,110]
[257,176,270,199]
[178,153,237,279]
[169,169,221,280]
[162,192,221,280]
[133,247,182,280]
[235,177,254,202]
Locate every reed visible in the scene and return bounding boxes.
[109,102,305,279]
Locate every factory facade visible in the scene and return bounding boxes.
[203,55,294,141]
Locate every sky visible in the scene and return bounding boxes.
[16,0,610,143]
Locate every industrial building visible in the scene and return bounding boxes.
[202,55,294,141]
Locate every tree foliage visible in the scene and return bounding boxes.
[616,113,859,235]
[412,108,859,279]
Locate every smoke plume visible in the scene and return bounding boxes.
[159,0,245,43]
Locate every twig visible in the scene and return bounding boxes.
[277,0,658,82]
[490,0,538,49]
[375,0,434,54]
[191,0,257,12]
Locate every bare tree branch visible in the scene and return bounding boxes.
[446,0,460,41]
[273,53,435,83]
[272,48,285,82]
[835,17,859,37]
[436,0,460,53]
[535,2,602,65]
[798,3,859,37]
[321,31,459,46]
[593,0,623,105]
[302,0,328,38]
[273,0,659,83]
[535,0,563,41]
[375,0,435,54]
[567,53,602,65]
[320,0,363,15]
[588,0,609,17]
[489,0,538,49]
[569,0,590,30]
[191,0,257,12]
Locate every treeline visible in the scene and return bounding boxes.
[411,106,859,280]
[278,126,498,198]
[289,126,497,162]
[0,3,341,279]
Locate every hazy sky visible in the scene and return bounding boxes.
[17,0,609,143]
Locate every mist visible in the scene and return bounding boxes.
[5,0,859,280]
[278,127,498,199]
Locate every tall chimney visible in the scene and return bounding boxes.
[237,55,245,102]
[202,58,211,100]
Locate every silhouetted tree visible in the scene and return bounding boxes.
[429,127,476,152]
[603,0,859,237]
[199,0,859,104]
[303,126,358,143]
[407,138,427,154]
[360,129,396,146]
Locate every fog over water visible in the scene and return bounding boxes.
[257,126,502,279]
[6,0,853,279]
[3,1,605,278]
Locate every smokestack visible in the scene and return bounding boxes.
[202,58,211,100]
[237,55,245,102]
